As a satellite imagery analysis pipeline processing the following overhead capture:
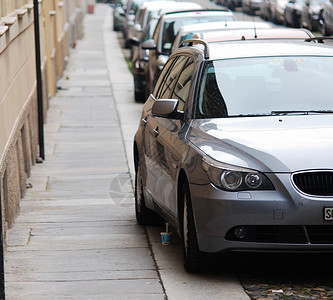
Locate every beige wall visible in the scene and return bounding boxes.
[0,0,86,241]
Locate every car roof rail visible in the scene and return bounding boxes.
[304,37,333,43]
[164,8,231,16]
[179,38,210,59]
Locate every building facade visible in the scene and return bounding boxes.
[0,0,87,241]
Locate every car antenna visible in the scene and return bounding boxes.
[253,16,258,39]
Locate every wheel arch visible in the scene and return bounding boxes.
[133,141,139,173]
[177,168,188,228]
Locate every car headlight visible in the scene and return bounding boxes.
[202,156,274,191]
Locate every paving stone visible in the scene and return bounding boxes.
[4,5,164,299]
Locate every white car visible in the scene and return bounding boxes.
[171,20,272,53]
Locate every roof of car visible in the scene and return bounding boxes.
[161,9,234,19]
[194,28,314,43]
[177,21,272,34]
[206,40,333,60]
[140,0,202,11]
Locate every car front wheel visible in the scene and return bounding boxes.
[181,180,205,273]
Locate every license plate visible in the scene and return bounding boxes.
[324,207,333,220]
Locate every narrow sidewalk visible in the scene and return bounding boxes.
[4,4,164,300]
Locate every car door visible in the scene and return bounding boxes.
[153,56,195,216]
[141,57,176,201]
[145,56,189,211]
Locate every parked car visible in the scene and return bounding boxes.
[142,9,236,96]
[242,0,264,15]
[127,1,202,59]
[260,0,289,23]
[134,37,333,272]
[181,27,314,44]
[300,0,328,31]
[283,0,306,27]
[171,21,272,53]
[129,1,203,102]
[122,0,143,47]
[216,0,242,10]
[112,0,126,31]
[319,0,333,35]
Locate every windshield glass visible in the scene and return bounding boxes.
[161,15,235,55]
[197,56,333,118]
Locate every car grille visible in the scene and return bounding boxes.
[292,171,333,196]
[226,225,333,244]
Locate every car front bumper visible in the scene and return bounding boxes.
[189,173,333,253]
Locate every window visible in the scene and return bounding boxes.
[198,56,333,118]
[152,58,176,97]
[172,58,194,111]
[156,56,188,99]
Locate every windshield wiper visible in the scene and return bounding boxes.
[271,110,333,115]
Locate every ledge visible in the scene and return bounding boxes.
[2,17,17,26]
[58,1,65,7]
[0,26,8,36]
[49,10,56,16]
[24,3,34,10]
[16,8,28,18]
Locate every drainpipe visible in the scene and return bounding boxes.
[33,0,45,161]
[0,186,5,299]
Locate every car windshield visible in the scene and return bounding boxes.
[161,15,235,55]
[197,56,333,118]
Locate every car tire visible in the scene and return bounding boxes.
[181,180,205,273]
[135,160,158,225]
[135,91,145,103]
[113,23,121,31]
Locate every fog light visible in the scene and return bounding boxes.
[234,226,247,239]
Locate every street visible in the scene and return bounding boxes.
[4,2,333,299]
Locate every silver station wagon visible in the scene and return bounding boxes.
[133,36,333,272]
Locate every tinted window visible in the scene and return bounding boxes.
[172,58,194,111]
[157,56,188,99]
[153,58,176,97]
[161,15,235,54]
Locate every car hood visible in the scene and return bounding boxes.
[188,115,333,173]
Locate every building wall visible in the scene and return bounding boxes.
[0,0,86,241]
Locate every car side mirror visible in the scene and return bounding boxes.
[142,39,157,50]
[152,99,183,119]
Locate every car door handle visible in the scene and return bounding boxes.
[142,117,148,126]
[153,126,159,137]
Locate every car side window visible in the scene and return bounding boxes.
[172,58,194,112]
[153,58,176,97]
[156,56,188,99]
[198,63,228,118]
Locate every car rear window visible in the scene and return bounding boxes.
[161,15,235,55]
